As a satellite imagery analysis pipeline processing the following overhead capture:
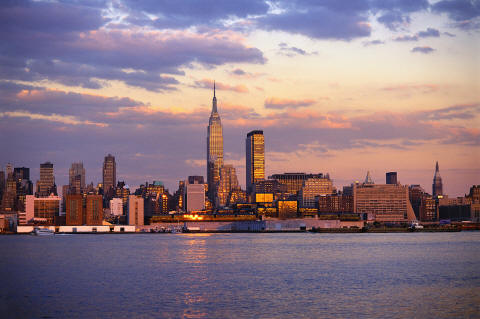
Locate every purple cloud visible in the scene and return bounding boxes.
[363,39,385,46]
[418,27,441,37]
[411,46,435,53]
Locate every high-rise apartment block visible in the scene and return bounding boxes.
[206,83,223,204]
[103,154,116,197]
[185,177,206,212]
[128,195,144,226]
[246,130,265,194]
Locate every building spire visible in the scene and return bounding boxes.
[435,161,439,172]
[212,80,218,114]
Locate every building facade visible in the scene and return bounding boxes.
[110,197,123,216]
[246,130,265,194]
[69,162,85,194]
[206,83,224,204]
[25,194,60,225]
[299,176,334,208]
[185,179,206,212]
[36,162,56,197]
[354,183,416,222]
[86,195,103,225]
[128,195,144,226]
[103,154,116,197]
[217,164,240,207]
[66,194,84,225]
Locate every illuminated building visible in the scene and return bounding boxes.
[36,162,56,197]
[354,183,416,222]
[206,82,223,204]
[185,178,206,212]
[128,195,144,226]
[86,195,103,225]
[102,154,116,198]
[66,194,83,225]
[69,162,85,194]
[317,194,354,213]
[227,189,247,206]
[25,194,60,225]
[217,164,240,207]
[278,200,298,219]
[299,176,334,208]
[1,173,17,212]
[172,181,185,211]
[115,181,130,209]
[386,172,397,185]
[246,130,265,194]
[110,198,123,216]
[253,179,286,203]
[432,161,443,197]
[269,173,330,198]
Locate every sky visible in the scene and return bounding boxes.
[0,0,479,197]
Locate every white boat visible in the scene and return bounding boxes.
[32,228,55,236]
[410,221,424,230]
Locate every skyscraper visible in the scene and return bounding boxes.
[217,164,240,207]
[206,82,223,204]
[69,162,85,194]
[36,162,56,197]
[103,154,116,197]
[246,130,265,194]
[432,161,443,197]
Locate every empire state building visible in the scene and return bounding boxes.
[207,82,223,203]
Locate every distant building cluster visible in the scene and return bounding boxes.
[1,85,479,232]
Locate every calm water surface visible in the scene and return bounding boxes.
[1,232,479,318]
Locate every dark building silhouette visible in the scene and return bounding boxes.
[386,172,397,185]
[432,161,443,197]
[103,154,116,199]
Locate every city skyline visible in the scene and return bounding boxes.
[0,0,479,196]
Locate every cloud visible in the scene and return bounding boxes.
[377,11,411,30]
[381,83,440,93]
[264,97,316,109]
[363,39,385,46]
[411,46,435,53]
[394,28,441,42]
[193,79,249,93]
[432,0,480,29]
[278,42,317,57]
[0,111,108,127]
[0,1,266,92]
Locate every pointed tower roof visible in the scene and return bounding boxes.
[212,81,217,114]
[364,171,374,184]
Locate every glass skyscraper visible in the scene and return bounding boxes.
[246,130,265,194]
[207,83,223,204]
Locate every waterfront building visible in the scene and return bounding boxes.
[354,183,416,222]
[110,198,123,216]
[206,83,223,204]
[253,179,285,204]
[69,162,85,194]
[317,194,354,213]
[217,164,240,207]
[127,195,144,226]
[432,161,443,197]
[66,194,84,225]
[25,194,60,225]
[102,154,116,198]
[278,200,298,219]
[408,185,437,221]
[185,178,206,212]
[386,172,397,185]
[36,162,56,197]
[299,175,334,208]
[86,195,103,225]
[246,130,265,194]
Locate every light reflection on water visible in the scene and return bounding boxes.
[1,232,479,319]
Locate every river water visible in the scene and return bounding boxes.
[1,232,479,318]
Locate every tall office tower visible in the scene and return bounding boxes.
[206,82,223,204]
[69,162,85,194]
[386,172,397,185]
[14,167,33,210]
[217,164,240,207]
[36,162,56,197]
[246,130,265,194]
[432,161,443,197]
[103,154,116,197]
